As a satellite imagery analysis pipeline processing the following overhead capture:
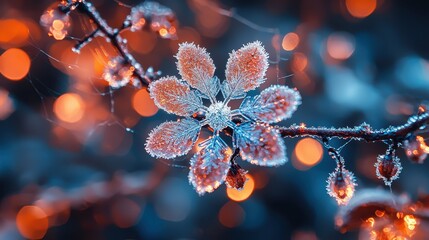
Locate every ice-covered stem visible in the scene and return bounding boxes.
[277,112,429,142]
[59,0,152,86]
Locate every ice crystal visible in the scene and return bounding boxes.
[146,41,301,195]
[326,168,357,205]
[375,154,402,186]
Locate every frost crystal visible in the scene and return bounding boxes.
[206,102,231,132]
[326,168,357,205]
[375,154,402,186]
[145,41,301,195]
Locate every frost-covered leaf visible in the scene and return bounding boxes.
[149,76,202,116]
[175,43,217,97]
[188,136,231,195]
[191,68,221,101]
[234,122,286,166]
[145,118,201,159]
[239,85,301,123]
[223,41,269,99]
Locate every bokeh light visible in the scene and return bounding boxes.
[133,89,158,117]
[54,93,85,123]
[294,138,323,170]
[218,201,245,228]
[110,197,142,228]
[291,52,308,72]
[0,48,31,81]
[345,0,377,18]
[0,19,29,47]
[326,32,355,60]
[16,206,49,239]
[0,88,14,120]
[282,32,300,51]
[227,174,255,202]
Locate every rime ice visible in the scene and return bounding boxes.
[146,41,301,195]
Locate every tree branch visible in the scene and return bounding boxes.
[61,0,153,86]
[277,113,429,143]
[60,0,429,148]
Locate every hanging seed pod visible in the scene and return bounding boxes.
[404,136,428,164]
[326,168,357,205]
[225,161,248,190]
[375,152,402,186]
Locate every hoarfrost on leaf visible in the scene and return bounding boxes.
[145,118,201,159]
[149,76,203,116]
[188,136,231,195]
[224,41,269,100]
[176,43,216,95]
[239,85,301,123]
[234,122,287,166]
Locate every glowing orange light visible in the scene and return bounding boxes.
[54,93,85,123]
[404,215,417,231]
[16,206,49,239]
[159,28,168,37]
[282,32,300,51]
[327,32,355,60]
[0,19,29,46]
[295,138,323,167]
[345,0,376,18]
[227,174,255,201]
[291,52,308,72]
[132,89,158,117]
[218,201,245,228]
[0,48,31,81]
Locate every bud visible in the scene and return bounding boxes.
[225,162,248,190]
[40,4,71,40]
[326,168,357,205]
[102,57,135,89]
[375,153,402,186]
[404,136,428,164]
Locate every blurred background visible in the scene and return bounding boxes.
[1,0,429,239]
